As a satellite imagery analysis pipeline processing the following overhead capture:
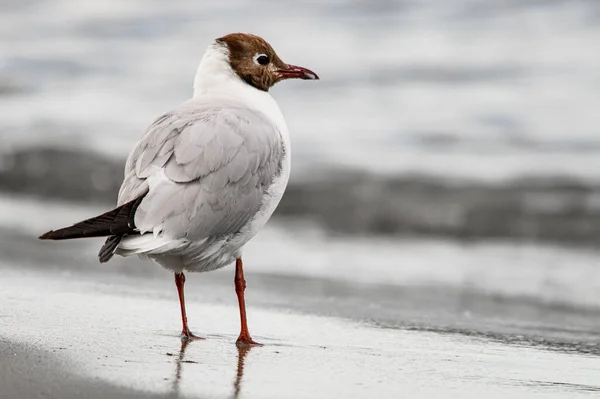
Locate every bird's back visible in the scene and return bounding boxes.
[115,97,290,272]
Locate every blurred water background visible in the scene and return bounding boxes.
[2,0,600,178]
[1,0,600,380]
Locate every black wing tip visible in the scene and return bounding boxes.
[98,256,111,264]
[98,236,122,263]
[98,248,114,263]
[39,230,56,240]
[37,196,146,242]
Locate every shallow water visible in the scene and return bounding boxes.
[1,0,600,180]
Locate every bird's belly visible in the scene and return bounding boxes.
[180,155,290,273]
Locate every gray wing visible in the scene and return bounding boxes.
[118,100,284,241]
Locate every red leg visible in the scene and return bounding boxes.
[174,272,202,340]
[235,258,261,346]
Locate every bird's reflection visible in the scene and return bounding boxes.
[232,345,253,399]
[170,338,192,397]
[167,338,255,399]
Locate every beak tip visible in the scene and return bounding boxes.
[280,64,319,81]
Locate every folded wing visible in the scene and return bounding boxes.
[119,99,284,245]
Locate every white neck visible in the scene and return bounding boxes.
[193,42,240,97]
[192,42,288,136]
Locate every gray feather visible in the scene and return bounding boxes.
[117,98,284,241]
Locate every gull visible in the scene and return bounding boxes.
[39,33,318,346]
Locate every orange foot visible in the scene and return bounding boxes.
[181,329,204,341]
[236,332,262,347]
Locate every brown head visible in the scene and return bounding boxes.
[216,33,319,92]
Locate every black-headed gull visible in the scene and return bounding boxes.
[40,33,319,346]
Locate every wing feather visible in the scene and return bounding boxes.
[117,99,284,242]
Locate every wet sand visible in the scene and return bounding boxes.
[0,339,166,399]
[2,263,600,399]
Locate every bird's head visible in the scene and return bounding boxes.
[195,33,318,93]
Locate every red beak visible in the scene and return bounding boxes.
[278,64,319,80]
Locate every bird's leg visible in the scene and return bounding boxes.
[174,272,202,340]
[234,258,261,346]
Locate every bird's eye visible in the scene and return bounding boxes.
[254,54,270,66]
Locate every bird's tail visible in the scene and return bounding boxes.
[39,197,144,241]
